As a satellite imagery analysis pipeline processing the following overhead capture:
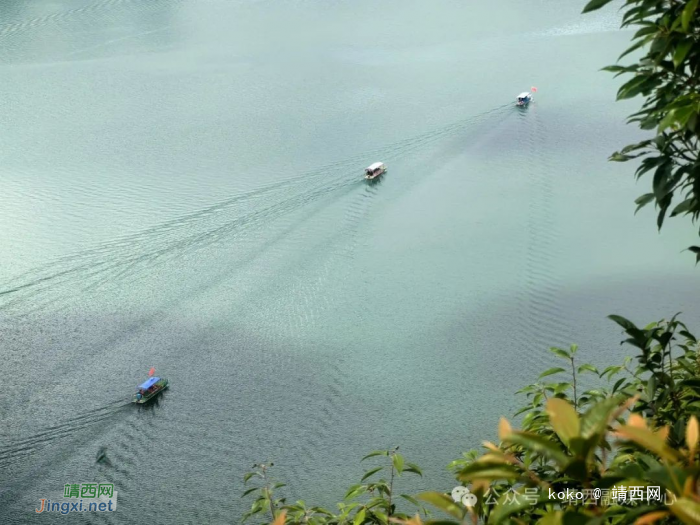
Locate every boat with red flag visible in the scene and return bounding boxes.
[516,87,537,106]
[132,368,168,404]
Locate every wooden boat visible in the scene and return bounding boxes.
[132,376,168,404]
[364,162,387,180]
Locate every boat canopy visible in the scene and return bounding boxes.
[366,162,384,172]
[517,92,530,99]
[139,377,160,390]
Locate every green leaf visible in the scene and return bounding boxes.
[392,453,404,474]
[550,347,570,360]
[616,425,682,462]
[608,314,637,331]
[621,140,651,154]
[633,25,658,39]
[679,378,700,389]
[416,492,465,520]
[673,40,693,69]
[652,162,674,200]
[405,462,423,476]
[502,431,569,466]
[580,396,625,440]
[612,377,627,393]
[362,450,388,461]
[361,467,383,481]
[642,463,685,490]
[634,193,655,214]
[670,197,694,217]
[638,116,659,130]
[619,35,655,60]
[400,494,423,507]
[353,508,366,525]
[577,364,599,375]
[345,484,368,500]
[547,398,581,445]
[636,156,666,179]
[582,0,615,13]
[670,497,700,524]
[601,365,623,379]
[659,109,682,133]
[242,487,258,497]
[617,75,648,100]
[676,106,694,128]
[688,246,700,265]
[537,511,563,525]
[600,65,627,72]
[646,375,657,401]
[563,456,588,480]
[622,5,644,27]
[682,0,699,32]
[610,152,632,162]
[657,193,673,230]
[539,367,566,379]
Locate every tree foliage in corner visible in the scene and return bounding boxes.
[242,319,700,525]
[586,0,699,257]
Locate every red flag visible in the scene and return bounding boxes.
[148,367,155,377]
[531,86,538,92]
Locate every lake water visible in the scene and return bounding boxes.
[0,0,697,522]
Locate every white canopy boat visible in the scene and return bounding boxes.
[364,162,386,180]
[516,89,535,106]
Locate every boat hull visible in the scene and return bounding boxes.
[132,379,169,404]
[365,168,386,180]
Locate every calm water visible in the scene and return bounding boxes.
[0,0,697,522]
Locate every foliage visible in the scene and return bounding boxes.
[242,448,428,525]
[421,316,700,524]
[583,0,700,257]
[243,463,287,523]
[242,316,700,524]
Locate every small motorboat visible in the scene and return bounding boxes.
[365,162,387,180]
[516,92,533,106]
[132,376,168,404]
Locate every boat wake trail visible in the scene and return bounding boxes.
[0,173,357,314]
[0,401,129,467]
[511,105,572,375]
[0,103,510,316]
